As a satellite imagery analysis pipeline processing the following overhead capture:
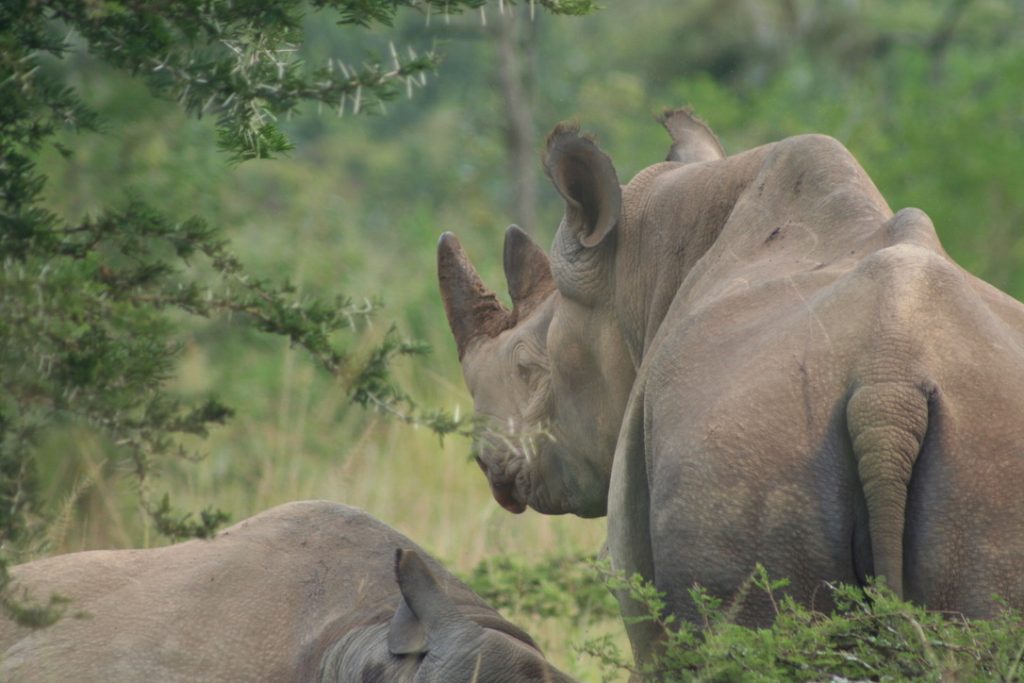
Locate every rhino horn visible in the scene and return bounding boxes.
[503,225,555,318]
[544,123,622,249]
[660,107,726,164]
[387,548,479,655]
[438,232,513,359]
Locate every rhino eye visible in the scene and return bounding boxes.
[511,340,547,389]
[517,361,546,389]
[517,363,532,383]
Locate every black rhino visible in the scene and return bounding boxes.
[438,110,1024,662]
[0,501,576,682]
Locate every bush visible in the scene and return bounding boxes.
[586,563,1024,682]
[465,552,620,627]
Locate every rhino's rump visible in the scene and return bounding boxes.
[643,221,1024,622]
[645,266,864,622]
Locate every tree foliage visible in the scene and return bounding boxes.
[0,0,591,622]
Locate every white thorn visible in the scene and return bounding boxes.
[389,41,400,71]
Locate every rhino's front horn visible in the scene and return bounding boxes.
[438,232,513,359]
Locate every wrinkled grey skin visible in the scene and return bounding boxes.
[439,110,1024,662]
[0,501,576,683]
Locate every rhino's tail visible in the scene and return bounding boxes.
[846,382,930,598]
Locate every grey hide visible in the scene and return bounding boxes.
[438,108,1024,663]
[0,501,576,683]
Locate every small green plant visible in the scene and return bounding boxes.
[464,552,619,627]
[581,562,1024,682]
[148,494,233,541]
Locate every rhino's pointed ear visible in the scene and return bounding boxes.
[544,123,622,249]
[503,225,554,317]
[438,232,513,359]
[660,107,725,164]
[388,549,478,656]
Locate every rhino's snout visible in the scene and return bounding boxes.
[474,453,528,514]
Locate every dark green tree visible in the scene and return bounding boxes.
[0,0,593,624]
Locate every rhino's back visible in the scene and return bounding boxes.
[0,501,488,683]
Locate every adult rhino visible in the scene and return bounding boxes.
[438,110,1024,661]
[0,501,575,682]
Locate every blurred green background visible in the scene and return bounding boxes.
[31,0,1024,675]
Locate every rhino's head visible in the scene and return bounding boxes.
[386,549,575,682]
[438,124,636,518]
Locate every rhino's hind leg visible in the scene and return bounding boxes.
[607,384,665,669]
[846,382,930,597]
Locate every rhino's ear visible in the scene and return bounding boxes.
[388,597,427,655]
[388,549,479,656]
[544,123,622,249]
[437,232,513,359]
[503,225,554,318]
[660,107,725,164]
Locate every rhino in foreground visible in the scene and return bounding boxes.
[439,110,1024,660]
[0,501,575,682]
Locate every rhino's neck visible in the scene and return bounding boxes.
[614,147,771,361]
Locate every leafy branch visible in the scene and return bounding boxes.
[0,0,599,627]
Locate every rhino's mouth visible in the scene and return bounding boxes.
[490,477,527,514]
[474,454,530,514]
